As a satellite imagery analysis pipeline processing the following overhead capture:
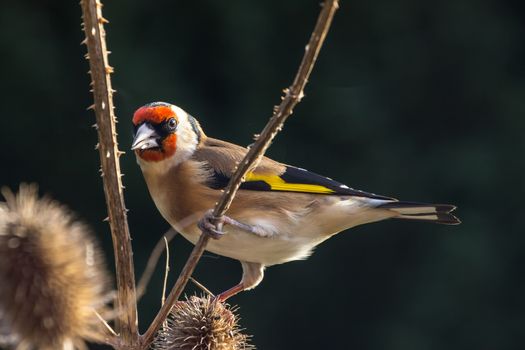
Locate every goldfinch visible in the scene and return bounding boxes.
[131,102,460,301]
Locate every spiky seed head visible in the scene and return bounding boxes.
[154,295,254,350]
[0,184,111,349]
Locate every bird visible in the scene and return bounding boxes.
[131,101,460,301]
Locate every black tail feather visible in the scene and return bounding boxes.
[378,201,461,225]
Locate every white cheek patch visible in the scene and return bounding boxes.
[170,105,198,166]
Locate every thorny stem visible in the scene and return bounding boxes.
[80,0,139,346]
[140,0,340,348]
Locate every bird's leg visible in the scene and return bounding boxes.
[198,210,272,238]
[197,210,225,239]
[216,283,245,302]
[221,216,269,236]
[216,261,264,302]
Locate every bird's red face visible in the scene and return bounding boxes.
[131,102,180,162]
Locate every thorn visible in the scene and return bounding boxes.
[80,38,88,45]
[89,89,94,92]
[117,150,126,156]
[94,143,99,150]
[91,26,96,37]
[86,104,95,111]
[105,66,114,74]
[92,123,98,130]
[103,217,109,222]
[99,17,109,24]
[84,53,90,60]
[106,151,111,158]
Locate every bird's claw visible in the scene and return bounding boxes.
[198,210,225,239]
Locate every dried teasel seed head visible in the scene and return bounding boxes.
[0,184,112,350]
[154,295,254,350]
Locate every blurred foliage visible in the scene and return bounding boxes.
[0,0,524,349]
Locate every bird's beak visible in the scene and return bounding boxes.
[131,123,160,150]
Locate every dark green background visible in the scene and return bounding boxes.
[1,0,523,349]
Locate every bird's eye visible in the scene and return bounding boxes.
[166,118,178,132]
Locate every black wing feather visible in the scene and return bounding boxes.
[280,166,394,200]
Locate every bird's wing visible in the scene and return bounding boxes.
[193,138,394,200]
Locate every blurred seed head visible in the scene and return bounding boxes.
[154,295,254,350]
[0,184,111,349]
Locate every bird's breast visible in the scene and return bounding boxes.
[141,161,217,233]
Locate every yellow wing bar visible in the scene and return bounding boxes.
[245,173,335,194]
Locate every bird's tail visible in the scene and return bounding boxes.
[377,201,460,225]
